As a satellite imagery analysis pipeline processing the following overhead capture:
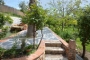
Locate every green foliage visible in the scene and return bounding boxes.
[47,0,86,31]
[0,27,8,39]
[0,13,5,28]
[78,6,90,58]
[78,6,90,44]
[59,31,73,42]
[3,42,24,58]
[0,13,12,39]
[0,47,5,58]
[0,0,4,5]
[60,30,72,42]
[22,4,47,30]
[0,44,37,58]
[5,16,13,24]
[19,1,28,12]
[24,45,37,55]
[76,38,90,52]
[0,13,13,28]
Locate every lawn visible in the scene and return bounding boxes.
[76,38,90,52]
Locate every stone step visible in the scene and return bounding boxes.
[45,40,62,47]
[45,54,67,60]
[45,47,64,54]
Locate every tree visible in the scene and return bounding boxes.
[78,6,90,58]
[19,1,28,12]
[48,0,86,31]
[22,3,47,49]
[0,0,4,5]
[26,0,36,37]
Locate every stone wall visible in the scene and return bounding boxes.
[0,5,24,16]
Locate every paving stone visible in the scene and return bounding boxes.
[45,39,68,60]
[45,47,64,54]
[45,40,62,47]
[45,54,67,60]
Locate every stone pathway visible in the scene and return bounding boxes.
[0,27,58,49]
[45,40,68,60]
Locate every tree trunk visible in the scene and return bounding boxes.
[0,57,1,60]
[33,24,36,49]
[62,6,64,31]
[37,29,43,49]
[27,24,33,37]
[28,0,36,49]
[62,21,64,31]
[82,41,86,58]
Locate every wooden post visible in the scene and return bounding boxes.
[68,39,76,60]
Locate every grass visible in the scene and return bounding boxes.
[76,38,90,52]
[0,12,21,17]
[0,32,17,40]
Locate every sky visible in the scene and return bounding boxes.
[4,0,90,9]
[4,0,51,9]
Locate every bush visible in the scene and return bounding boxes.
[0,47,5,59]
[0,27,8,39]
[59,30,78,42]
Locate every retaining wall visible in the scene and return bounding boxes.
[0,5,24,16]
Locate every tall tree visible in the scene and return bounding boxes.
[78,6,90,58]
[48,0,86,31]
[19,1,27,12]
[22,0,47,49]
[26,0,36,37]
[0,0,4,5]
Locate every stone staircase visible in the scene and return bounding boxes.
[45,40,67,60]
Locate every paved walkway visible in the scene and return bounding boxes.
[0,27,58,49]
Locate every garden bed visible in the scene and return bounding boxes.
[0,45,37,59]
[0,40,45,60]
